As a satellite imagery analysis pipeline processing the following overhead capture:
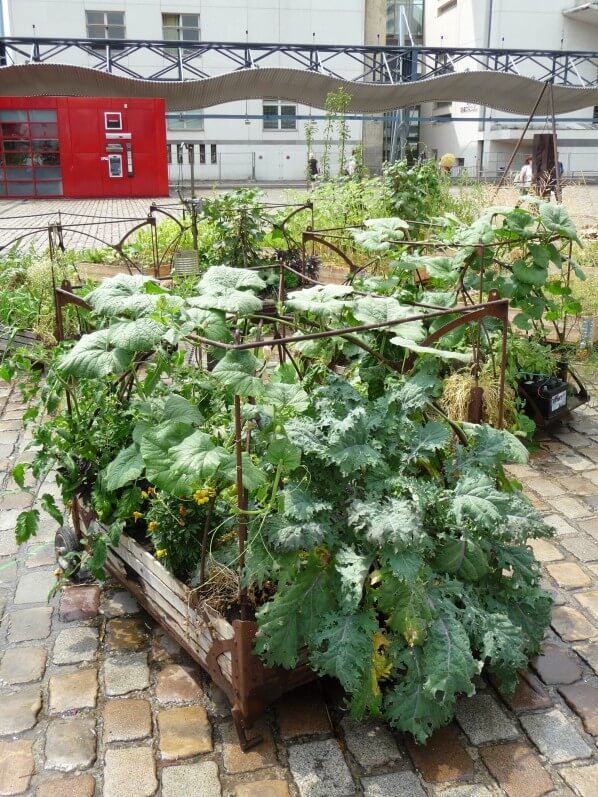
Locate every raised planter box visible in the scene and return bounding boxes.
[88,518,316,749]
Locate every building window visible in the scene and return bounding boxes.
[162,13,200,51]
[166,112,204,131]
[210,144,217,164]
[0,109,62,197]
[167,145,172,165]
[86,10,126,40]
[263,99,297,131]
[104,112,122,130]
[199,144,206,164]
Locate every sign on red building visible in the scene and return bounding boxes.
[0,96,168,198]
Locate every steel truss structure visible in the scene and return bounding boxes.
[0,37,597,87]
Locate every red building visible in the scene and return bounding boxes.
[0,96,168,198]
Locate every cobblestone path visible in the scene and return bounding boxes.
[1,376,598,797]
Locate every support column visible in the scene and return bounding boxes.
[362,0,386,174]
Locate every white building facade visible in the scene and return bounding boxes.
[0,0,386,183]
[421,0,598,178]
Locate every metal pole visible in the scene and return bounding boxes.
[494,81,549,196]
[549,83,562,202]
[234,395,248,620]
[187,143,196,199]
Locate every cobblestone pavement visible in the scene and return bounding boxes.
[0,183,597,255]
[2,376,598,797]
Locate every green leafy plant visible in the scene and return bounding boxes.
[13,251,552,744]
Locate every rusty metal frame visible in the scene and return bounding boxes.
[53,271,511,749]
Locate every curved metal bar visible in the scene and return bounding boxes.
[302,231,357,274]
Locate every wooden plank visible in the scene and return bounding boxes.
[115,533,235,641]
[106,547,233,679]
[107,551,232,680]
[106,552,232,680]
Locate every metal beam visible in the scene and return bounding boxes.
[0,37,597,87]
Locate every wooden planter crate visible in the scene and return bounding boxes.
[99,524,316,749]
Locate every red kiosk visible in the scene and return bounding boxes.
[0,96,168,198]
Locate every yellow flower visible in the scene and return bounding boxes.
[54,567,62,578]
[132,511,143,522]
[148,521,158,532]
[140,490,148,500]
[147,486,156,496]
[155,549,168,558]
[193,487,215,506]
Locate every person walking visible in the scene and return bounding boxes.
[308,152,319,181]
[517,156,533,195]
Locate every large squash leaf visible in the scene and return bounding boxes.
[286,284,354,317]
[58,330,132,378]
[102,444,144,492]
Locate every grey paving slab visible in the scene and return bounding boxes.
[288,739,355,797]
[455,693,519,745]
[520,709,593,764]
[362,772,426,797]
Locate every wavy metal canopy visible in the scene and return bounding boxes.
[1,64,598,115]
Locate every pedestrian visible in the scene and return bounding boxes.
[517,156,533,195]
[346,150,357,177]
[308,152,319,181]
[548,160,564,201]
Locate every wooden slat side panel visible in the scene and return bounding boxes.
[105,547,233,679]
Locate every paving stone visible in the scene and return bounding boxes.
[547,496,590,519]
[546,562,592,589]
[53,627,98,664]
[439,788,493,797]
[13,569,56,604]
[158,705,212,760]
[558,683,598,734]
[35,775,95,797]
[528,539,564,562]
[26,543,56,568]
[8,607,52,641]
[221,718,277,774]
[0,646,47,684]
[554,451,593,472]
[155,664,203,703]
[362,771,425,797]
[406,724,473,783]
[0,740,34,796]
[582,494,598,512]
[531,643,583,684]
[103,698,152,742]
[574,641,598,673]
[0,492,33,511]
[0,561,17,584]
[0,532,18,557]
[519,709,592,763]
[560,535,598,562]
[559,763,598,797]
[498,670,552,713]
[101,590,139,617]
[575,590,598,623]
[553,430,591,448]
[0,592,6,620]
[276,685,331,739]
[150,627,181,663]
[556,475,595,494]
[342,717,401,771]
[526,478,566,498]
[479,741,554,797]
[59,586,100,622]
[103,747,157,797]
[579,516,598,538]
[162,761,221,797]
[455,693,519,745]
[551,606,598,642]
[288,739,354,797]
[44,718,96,771]
[49,668,98,713]
[234,780,290,797]
[105,617,148,651]
[0,685,42,735]
[104,653,149,696]
[0,509,20,532]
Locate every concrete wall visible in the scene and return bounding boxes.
[4,0,371,181]
[362,0,386,174]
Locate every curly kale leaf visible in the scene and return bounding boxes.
[349,496,423,552]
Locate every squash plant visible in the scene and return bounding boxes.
[13,267,552,743]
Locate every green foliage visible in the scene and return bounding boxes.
[11,240,555,746]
